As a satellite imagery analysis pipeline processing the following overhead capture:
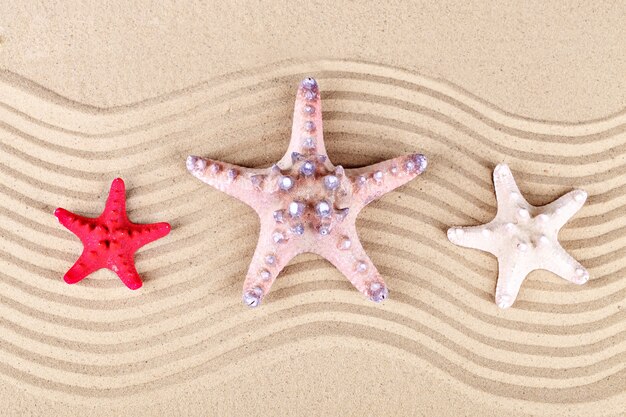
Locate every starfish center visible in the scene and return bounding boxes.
[273,155,350,239]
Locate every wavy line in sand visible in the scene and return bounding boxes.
[0,59,624,136]
[2,213,624,310]
[1,266,625,360]
[0,60,624,404]
[1,89,625,174]
[0,316,623,402]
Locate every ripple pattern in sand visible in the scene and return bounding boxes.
[0,59,624,406]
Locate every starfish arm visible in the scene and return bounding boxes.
[494,254,530,309]
[241,224,298,307]
[111,253,143,290]
[128,222,172,251]
[63,252,103,284]
[541,244,589,285]
[186,155,270,210]
[347,153,427,207]
[315,231,388,302]
[100,178,130,224]
[447,225,497,254]
[54,208,97,236]
[278,78,330,166]
[542,189,587,231]
[492,164,526,214]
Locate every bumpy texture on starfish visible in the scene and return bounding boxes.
[54,178,171,289]
[187,78,427,307]
[447,164,589,309]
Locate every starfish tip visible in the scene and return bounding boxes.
[53,207,64,219]
[573,189,588,203]
[186,155,207,174]
[574,267,590,285]
[110,177,125,191]
[369,283,389,303]
[446,227,461,242]
[495,294,514,309]
[243,290,262,308]
[127,281,143,290]
[411,153,428,173]
[63,273,82,285]
[300,77,318,89]
[493,163,511,176]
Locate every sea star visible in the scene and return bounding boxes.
[186,77,427,307]
[54,178,171,289]
[447,164,589,309]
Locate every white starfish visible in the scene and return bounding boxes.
[447,164,589,309]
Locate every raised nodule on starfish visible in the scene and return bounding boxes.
[447,164,589,309]
[187,78,427,307]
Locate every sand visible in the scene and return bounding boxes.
[0,2,624,416]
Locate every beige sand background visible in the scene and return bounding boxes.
[0,1,625,416]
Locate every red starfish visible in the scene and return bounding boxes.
[54,178,171,290]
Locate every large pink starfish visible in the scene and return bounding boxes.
[186,78,427,307]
